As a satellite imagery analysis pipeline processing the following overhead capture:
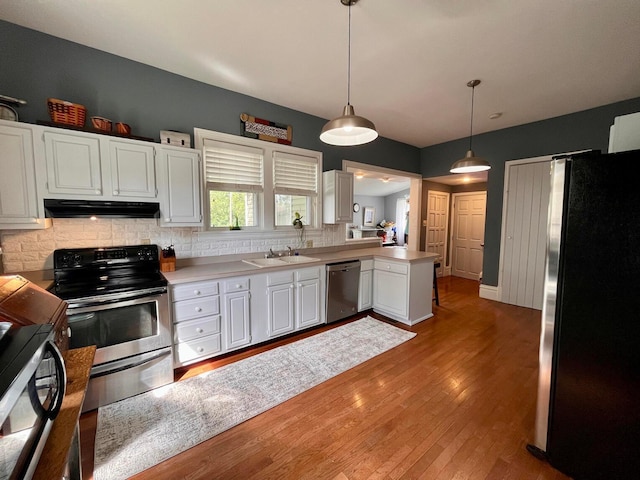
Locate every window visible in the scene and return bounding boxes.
[196,129,322,232]
[202,139,263,229]
[273,151,318,227]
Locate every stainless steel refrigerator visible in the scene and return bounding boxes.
[529,149,640,479]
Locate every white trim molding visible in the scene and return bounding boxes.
[479,284,501,302]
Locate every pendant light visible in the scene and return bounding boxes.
[450,79,491,173]
[320,0,378,146]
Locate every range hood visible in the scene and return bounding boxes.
[44,199,160,219]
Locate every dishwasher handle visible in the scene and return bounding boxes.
[326,260,361,272]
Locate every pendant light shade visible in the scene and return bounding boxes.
[320,0,378,146]
[450,79,491,173]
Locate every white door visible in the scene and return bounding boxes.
[500,161,551,310]
[451,192,486,280]
[426,190,449,276]
[109,141,156,198]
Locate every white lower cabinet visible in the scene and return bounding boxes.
[171,279,222,367]
[358,259,373,311]
[265,266,322,340]
[296,267,322,329]
[372,258,433,326]
[172,269,321,366]
[266,270,296,337]
[223,277,251,351]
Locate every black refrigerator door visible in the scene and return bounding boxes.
[547,150,640,479]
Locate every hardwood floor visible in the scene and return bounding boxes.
[80,276,570,480]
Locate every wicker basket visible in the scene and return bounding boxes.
[47,98,86,127]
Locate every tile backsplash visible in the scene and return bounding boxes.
[0,219,345,273]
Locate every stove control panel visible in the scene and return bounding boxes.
[54,245,159,269]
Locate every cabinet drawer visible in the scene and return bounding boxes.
[173,296,220,322]
[175,334,222,364]
[297,266,320,281]
[174,315,221,342]
[361,259,374,271]
[172,281,219,302]
[267,270,294,286]
[374,259,409,275]
[223,278,250,293]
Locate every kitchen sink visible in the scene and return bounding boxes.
[279,255,321,264]
[242,258,286,268]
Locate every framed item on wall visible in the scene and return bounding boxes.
[363,207,375,227]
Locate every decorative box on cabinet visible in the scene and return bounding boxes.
[171,279,222,367]
[157,146,202,226]
[323,170,353,224]
[0,121,51,229]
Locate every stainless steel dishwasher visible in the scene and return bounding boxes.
[326,260,361,323]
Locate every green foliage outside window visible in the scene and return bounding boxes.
[209,191,256,228]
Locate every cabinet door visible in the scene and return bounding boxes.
[109,141,156,198]
[323,170,354,224]
[0,124,42,227]
[158,148,202,226]
[267,283,295,337]
[358,269,373,311]
[225,291,251,350]
[373,269,408,318]
[335,170,354,222]
[296,277,321,328]
[44,131,102,195]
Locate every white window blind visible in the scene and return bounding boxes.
[273,151,318,196]
[203,139,264,192]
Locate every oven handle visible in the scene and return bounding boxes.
[48,341,67,419]
[66,288,167,311]
[90,348,172,379]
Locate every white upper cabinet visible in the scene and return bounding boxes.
[109,140,156,198]
[157,146,202,226]
[40,127,158,201]
[43,130,103,196]
[0,121,50,229]
[323,170,353,224]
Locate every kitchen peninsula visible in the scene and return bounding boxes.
[162,246,438,368]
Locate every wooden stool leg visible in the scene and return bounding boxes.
[433,262,440,306]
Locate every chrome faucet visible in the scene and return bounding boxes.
[268,248,275,258]
[287,246,293,256]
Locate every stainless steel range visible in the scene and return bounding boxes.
[52,245,173,412]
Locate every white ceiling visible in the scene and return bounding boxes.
[1,1,639,149]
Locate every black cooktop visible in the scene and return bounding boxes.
[52,245,167,300]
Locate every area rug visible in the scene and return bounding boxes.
[93,316,416,480]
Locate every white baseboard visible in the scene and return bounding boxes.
[479,284,501,302]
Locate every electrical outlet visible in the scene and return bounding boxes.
[141,238,151,245]
[306,240,313,248]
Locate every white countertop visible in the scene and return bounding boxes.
[162,247,439,285]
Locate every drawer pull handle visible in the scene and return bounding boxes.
[197,347,204,353]
[194,290,201,295]
[195,307,202,312]
[196,328,204,334]
[235,284,241,289]
[387,265,391,269]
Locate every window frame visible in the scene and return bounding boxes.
[195,128,322,233]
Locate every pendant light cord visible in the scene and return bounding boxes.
[347,2,352,106]
[469,84,475,151]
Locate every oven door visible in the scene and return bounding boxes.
[66,288,171,366]
[0,332,66,480]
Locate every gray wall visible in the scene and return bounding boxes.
[383,188,410,224]
[420,97,640,286]
[0,20,420,173]
[352,195,385,227]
